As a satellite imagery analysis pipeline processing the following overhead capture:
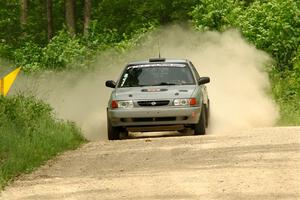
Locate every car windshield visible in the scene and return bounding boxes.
[118,63,195,87]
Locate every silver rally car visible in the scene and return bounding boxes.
[105,58,210,140]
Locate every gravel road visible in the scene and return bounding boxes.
[1,127,300,200]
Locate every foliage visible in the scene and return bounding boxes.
[0,95,86,188]
[0,0,196,68]
[42,31,87,70]
[14,42,43,71]
[271,48,300,125]
[234,0,300,70]
[12,23,157,72]
[14,31,90,71]
[91,0,195,37]
[191,0,300,124]
[191,0,242,31]
[191,0,300,69]
[0,0,21,49]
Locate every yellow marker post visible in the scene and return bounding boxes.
[0,67,21,96]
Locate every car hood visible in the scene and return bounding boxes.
[114,85,197,100]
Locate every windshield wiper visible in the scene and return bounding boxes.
[127,82,176,87]
[154,82,176,86]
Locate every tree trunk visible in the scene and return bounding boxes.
[65,0,76,36]
[20,0,28,28]
[46,0,54,40]
[83,0,92,37]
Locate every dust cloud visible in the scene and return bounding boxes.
[15,25,279,140]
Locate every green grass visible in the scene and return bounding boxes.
[271,68,300,126]
[276,100,300,126]
[0,95,86,189]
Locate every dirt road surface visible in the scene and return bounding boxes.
[1,127,300,200]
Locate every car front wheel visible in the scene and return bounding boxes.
[205,100,210,128]
[193,106,206,135]
[107,112,120,140]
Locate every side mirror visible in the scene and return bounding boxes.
[198,77,210,85]
[105,80,116,88]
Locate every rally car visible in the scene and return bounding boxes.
[105,58,210,140]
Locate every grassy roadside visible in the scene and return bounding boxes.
[271,68,300,126]
[0,95,86,189]
[282,98,300,126]
[276,100,300,126]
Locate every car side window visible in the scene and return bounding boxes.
[189,62,201,80]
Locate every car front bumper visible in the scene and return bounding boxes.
[107,106,202,128]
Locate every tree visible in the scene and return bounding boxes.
[20,0,28,28]
[83,0,91,37]
[46,0,54,40]
[65,0,76,36]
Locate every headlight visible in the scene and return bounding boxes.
[173,98,198,106]
[111,100,134,109]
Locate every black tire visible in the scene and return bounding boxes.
[107,113,120,140]
[205,100,210,128]
[194,106,206,135]
[120,128,129,139]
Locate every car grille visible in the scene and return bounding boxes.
[137,100,170,106]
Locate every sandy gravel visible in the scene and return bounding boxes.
[1,127,300,200]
